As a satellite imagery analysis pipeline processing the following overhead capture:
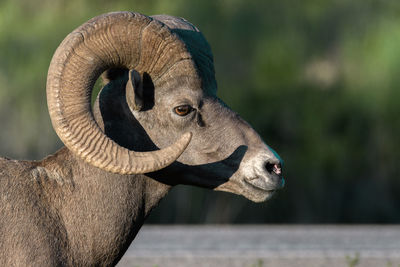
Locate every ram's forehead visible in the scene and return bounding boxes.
[154,60,216,97]
[155,71,204,96]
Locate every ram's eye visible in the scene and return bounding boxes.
[174,105,192,116]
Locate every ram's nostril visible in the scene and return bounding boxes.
[264,162,282,176]
[264,162,275,173]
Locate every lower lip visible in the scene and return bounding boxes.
[244,180,277,192]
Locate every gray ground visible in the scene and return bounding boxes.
[117,225,400,267]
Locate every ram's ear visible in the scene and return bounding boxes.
[126,69,144,111]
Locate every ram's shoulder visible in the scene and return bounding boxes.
[0,149,75,194]
[0,157,32,179]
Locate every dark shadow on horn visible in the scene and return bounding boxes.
[141,72,155,111]
[98,69,158,152]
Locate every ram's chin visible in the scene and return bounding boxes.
[246,190,275,203]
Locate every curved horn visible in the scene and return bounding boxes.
[47,12,193,174]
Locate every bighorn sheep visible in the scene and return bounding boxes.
[0,12,284,266]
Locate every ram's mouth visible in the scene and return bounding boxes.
[214,161,284,202]
[244,176,284,191]
[244,179,276,192]
[244,163,285,193]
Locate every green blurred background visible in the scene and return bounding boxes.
[1,0,399,223]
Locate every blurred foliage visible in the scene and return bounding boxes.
[1,0,400,223]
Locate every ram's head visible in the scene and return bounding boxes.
[47,12,284,202]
